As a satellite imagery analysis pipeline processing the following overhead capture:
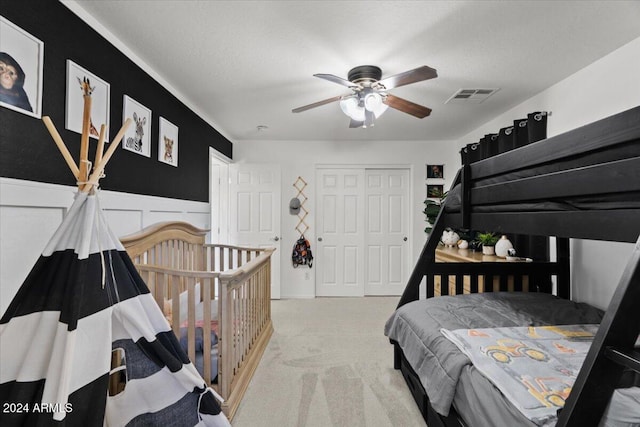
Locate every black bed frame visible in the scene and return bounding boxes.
[392,105,640,427]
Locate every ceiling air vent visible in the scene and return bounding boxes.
[445,88,499,104]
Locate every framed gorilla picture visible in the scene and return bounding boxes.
[122,95,152,157]
[0,16,44,118]
[158,116,178,167]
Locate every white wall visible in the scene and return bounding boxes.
[233,139,460,298]
[240,36,640,303]
[454,37,640,310]
[0,177,210,314]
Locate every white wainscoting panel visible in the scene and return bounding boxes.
[0,178,210,314]
[103,209,145,238]
[1,206,66,312]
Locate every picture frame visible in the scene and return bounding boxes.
[0,16,44,118]
[158,116,178,167]
[122,95,151,157]
[65,60,110,140]
[427,164,444,179]
[427,184,444,199]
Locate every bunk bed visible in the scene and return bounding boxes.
[386,105,640,427]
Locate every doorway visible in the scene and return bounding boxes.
[210,151,281,299]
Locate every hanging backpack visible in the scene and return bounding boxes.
[292,236,313,268]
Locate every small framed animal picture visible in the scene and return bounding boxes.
[0,16,44,118]
[65,60,110,140]
[122,95,151,157]
[427,164,444,179]
[427,184,444,199]
[158,117,178,167]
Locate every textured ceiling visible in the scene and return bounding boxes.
[63,1,640,143]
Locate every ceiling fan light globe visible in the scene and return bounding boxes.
[340,96,358,115]
[350,106,366,122]
[373,102,389,118]
[364,92,382,112]
[340,96,365,121]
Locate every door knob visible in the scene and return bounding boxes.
[403,237,408,241]
[318,237,323,242]
[273,236,280,242]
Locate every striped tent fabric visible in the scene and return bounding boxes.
[0,192,230,427]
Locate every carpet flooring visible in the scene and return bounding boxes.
[231,297,425,427]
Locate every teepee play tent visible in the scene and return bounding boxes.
[0,86,230,426]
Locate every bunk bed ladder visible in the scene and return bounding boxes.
[557,236,640,426]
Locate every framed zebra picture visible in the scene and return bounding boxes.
[158,116,178,167]
[122,95,151,157]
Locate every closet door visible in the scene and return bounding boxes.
[365,169,411,296]
[315,169,365,297]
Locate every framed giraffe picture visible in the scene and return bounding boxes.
[158,116,178,167]
[65,60,110,140]
[122,95,151,157]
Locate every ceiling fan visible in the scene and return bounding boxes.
[292,65,437,128]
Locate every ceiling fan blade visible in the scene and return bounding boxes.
[378,65,438,90]
[349,118,364,128]
[364,109,375,127]
[292,95,342,113]
[314,73,360,88]
[384,94,432,119]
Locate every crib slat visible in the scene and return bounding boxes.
[202,276,212,385]
[170,274,180,338]
[187,277,197,364]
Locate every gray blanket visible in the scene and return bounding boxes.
[384,292,603,416]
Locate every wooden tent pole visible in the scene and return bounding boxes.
[78,78,94,188]
[95,124,107,168]
[81,118,131,193]
[42,116,79,179]
[79,95,91,186]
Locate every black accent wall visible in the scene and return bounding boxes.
[0,0,232,202]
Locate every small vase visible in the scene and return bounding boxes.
[495,235,513,258]
[482,245,495,255]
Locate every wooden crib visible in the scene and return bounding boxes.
[120,221,274,419]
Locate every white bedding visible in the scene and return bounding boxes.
[165,284,219,325]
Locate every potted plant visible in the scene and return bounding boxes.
[423,199,441,233]
[476,232,499,255]
[423,192,448,233]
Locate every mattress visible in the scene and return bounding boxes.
[386,293,640,426]
[444,142,640,215]
[384,292,604,416]
[444,183,640,214]
[453,363,640,427]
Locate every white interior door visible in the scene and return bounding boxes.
[209,151,229,244]
[364,169,411,296]
[315,168,365,297]
[229,163,281,299]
